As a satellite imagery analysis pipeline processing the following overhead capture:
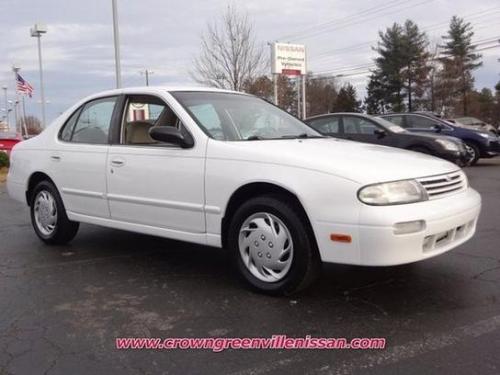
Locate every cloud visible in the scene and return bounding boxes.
[1,0,499,122]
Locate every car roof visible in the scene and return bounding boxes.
[86,86,245,98]
[305,112,368,120]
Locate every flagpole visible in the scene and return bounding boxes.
[12,66,19,136]
[21,96,28,137]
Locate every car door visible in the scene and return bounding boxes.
[404,115,442,134]
[106,94,206,234]
[52,96,120,218]
[342,115,391,146]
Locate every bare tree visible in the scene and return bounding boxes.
[191,5,266,91]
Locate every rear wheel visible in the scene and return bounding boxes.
[227,195,321,295]
[30,181,79,245]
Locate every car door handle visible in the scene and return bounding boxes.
[110,158,125,167]
[50,155,61,161]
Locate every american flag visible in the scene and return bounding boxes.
[16,73,34,98]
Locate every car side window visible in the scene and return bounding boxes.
[308,117,340,134]
[343,116,378,134]
[407,115,438,129]
[122,95,189,146]
[59,107,82,142]
[70,97,117,144]
[385,115,404,127]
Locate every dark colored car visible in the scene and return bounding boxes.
[379,112,500,165]
[305,113,469,166]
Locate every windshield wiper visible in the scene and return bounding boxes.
[246,135,264,140]
[280,133,324,139]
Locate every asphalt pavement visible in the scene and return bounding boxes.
[1,159,500,375]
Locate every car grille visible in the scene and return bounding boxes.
[417,170,467,200]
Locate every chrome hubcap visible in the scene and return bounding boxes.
[34,191,57,236]
[465,144,476,162]
[238,212,293,283]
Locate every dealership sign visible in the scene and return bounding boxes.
[271,43,306,76]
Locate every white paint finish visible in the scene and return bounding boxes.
[6,86,482,267]
[50,142,110,218]
[106,144,206,232]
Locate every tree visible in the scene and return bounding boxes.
[191,5,266,91]
[439,16,482,115]
[244,75,297,114]
[305,75,338,116]
[18,116,43,136]
[400,20,430,111]
[365,73,386,114]
[332,83,361,112]
[368,20,430,112]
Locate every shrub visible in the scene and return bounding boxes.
[0,152,9,168]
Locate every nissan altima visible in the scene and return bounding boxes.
[7,87,482,294]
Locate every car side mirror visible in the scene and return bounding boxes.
[432,124,443,132]
[149,126,194,148]
[374,128,386,138]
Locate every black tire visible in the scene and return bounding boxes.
[464,141,480,166]
[227,195,321,295]
[30,180,79,245]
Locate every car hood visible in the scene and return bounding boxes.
[208,137,459,185]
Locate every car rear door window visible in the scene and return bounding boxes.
[384,115,404,127]
[343,116,378,134]
[406,115,438,129]
[308,117,340,134]
[70,97,117,144]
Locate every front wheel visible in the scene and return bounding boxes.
[227,195,321,295]
[464,142,480,166]
[30,181,79,245]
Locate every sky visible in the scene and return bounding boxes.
[0,0,499,128]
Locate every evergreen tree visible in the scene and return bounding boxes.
[332,83,361,112]
[439,16,482,115]
[366,20,430,112]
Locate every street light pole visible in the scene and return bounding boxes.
[1,86,8,128]
[30,24,47,127]
[112,0,122,88]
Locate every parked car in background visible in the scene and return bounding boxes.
[305,113,470,166]
[7,87,481,295]
[0,132,22,156]
[380,112,500,165]
[449,117,498,135]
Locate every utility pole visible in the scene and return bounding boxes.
[139,69,154,86]
[301,74,306,119]
[30,24,47,127]
[111,0,122,88]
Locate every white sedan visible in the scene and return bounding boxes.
[7,87,481,294]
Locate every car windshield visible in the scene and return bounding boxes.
[171,91,322,141]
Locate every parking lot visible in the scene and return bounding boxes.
[0,159,499,375]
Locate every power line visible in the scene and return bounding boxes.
[310,7,500,63]
[275,0,435,42]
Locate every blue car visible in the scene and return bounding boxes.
[379,112,500,165]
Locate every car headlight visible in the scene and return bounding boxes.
[435,139,459,151]
[358,180,428,206]
[478,132,497,140]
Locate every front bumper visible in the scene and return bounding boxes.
[484,139,500,157]
[314,188,481,266]
[437,149,469,166]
